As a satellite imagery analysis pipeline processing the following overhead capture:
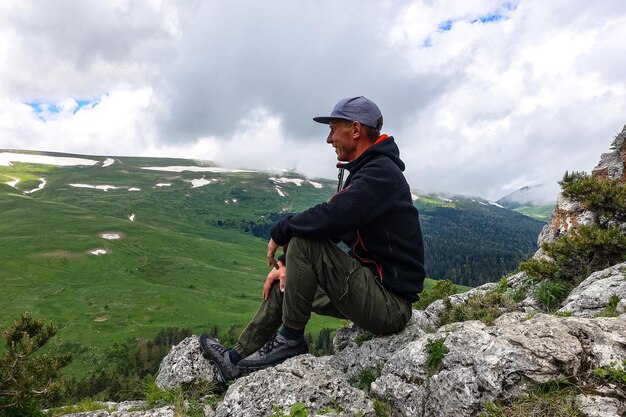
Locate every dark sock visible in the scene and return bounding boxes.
[228,349,243,365]
[279,325,304,340]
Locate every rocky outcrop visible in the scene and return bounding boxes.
[215,355,375,417]
[370,313,626,417]
[535,194,597,253]
[592,124,626,181]
[53,401,174,417]
[559,262,626,317]
[535,124,626,253]
[155,335,215,390]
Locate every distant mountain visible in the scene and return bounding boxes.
[497,184,556,221]
[413,193,545,287]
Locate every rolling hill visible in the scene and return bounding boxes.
[0,149,541,374]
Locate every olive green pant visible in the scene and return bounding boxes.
[234,237,412,357]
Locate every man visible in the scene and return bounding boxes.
[200,96,425,382]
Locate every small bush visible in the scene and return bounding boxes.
[479,381,583,417]
[425,338,448,376]
[594,360,626,387]
[354,332,372,347]
[48,400,110,417]
[270,402,309,417]
[533,280,569,311]
[597,294,621,317]
[413,280,457,310]
[560,171,626,221]
[0,312,71,416]
[349,368,381,395]
[438,291,517,326]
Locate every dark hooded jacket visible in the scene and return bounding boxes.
[270,136,425,302]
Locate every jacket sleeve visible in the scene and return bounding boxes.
[270,160,398,245]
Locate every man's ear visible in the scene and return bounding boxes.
[351,121,362,139]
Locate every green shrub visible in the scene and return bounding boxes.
[560,171,626,221]
[270,402,309,417]
[373,398,392,417]
[0,313,71,416]
[425,338,448,375]
[354,332,373,347]
[533,280,569,312]
[413,280,457,310]
[479,381,583,417]
[594,360,626,387]
[597,294,621,317]
[438,291,517,326]
[520,224,626,311]
[349,367,381,395]
[48,399,110,417]
[521,225,626,285]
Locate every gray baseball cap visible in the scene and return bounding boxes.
[313,96,383,130]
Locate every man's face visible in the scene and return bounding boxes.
[326,120,357,162]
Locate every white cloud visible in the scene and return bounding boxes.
[0,0,625,200]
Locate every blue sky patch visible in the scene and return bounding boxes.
[25,97,100,118]
[471,12,506,24]
[438,19,454,32]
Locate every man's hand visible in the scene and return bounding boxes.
[267,238,287,269]
[263,262,286,300]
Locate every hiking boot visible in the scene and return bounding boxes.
[236,334,308,371]
[199,334,241,383]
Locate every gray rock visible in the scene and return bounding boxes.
[559,262,626,317]
[155,335,215,390]
[422,282,497,325]
[592,124,626,181]
[214,354,375,417]
[56,402,174,417]
[371,313,626,417]
[536,194,597,251]
[576,394,626,417]
[329,309,430,380]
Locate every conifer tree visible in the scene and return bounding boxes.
[0,312,71,416]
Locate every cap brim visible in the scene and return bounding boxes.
[313,116,351,124]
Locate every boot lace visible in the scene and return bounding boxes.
[259,335,281,356]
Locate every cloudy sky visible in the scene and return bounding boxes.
[1,0,625,200]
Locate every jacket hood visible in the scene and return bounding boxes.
[341,136,405,173]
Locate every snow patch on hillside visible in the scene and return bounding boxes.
[24,178,46,194]
[90,249,108,255]
[142,166,254,173]
[70,183,121,191]
[155,183,171,187]
[6,177,19,188]
[275,186,285,197]
[100,233,121,240]
[489,201,504,208]
[102,158,115,167]
[270,177,323,189]
[128,187,141,192]
[129,214,135,221]
[0,152,98,166]
[189,178,216,188]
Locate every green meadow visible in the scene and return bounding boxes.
[1,151,461,375]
